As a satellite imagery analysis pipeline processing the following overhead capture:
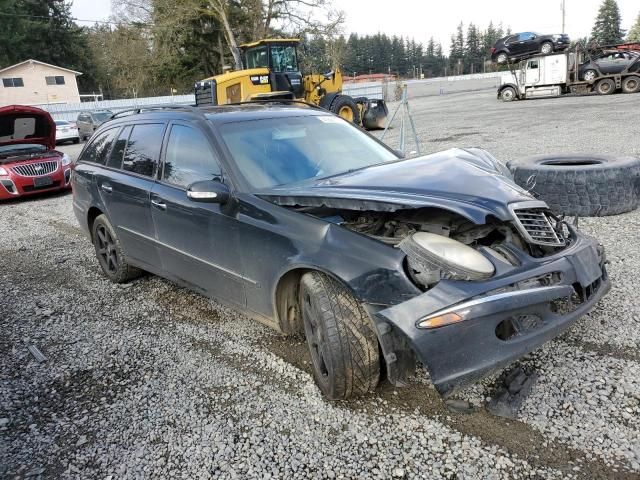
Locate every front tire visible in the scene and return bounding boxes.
[500,86,517,102]
[329,95,360,125]
[92,214,141,283]
[583,69,598,82]
[299,271,380,400]
[540,42,554,55]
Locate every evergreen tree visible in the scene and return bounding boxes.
[591,0,625,45]
[628,12,640,42]
[449,22,465,75]
[465,23,483,73]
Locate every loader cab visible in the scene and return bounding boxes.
[241,39,304,97]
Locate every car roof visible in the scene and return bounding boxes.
[104,103,328,127]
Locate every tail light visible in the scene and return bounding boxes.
[491,47,496,54]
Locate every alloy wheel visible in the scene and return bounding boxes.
[95,224,119,274]
[302,293,330,382]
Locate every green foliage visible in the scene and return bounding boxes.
[628,12,640,42]
[591,0,625,45]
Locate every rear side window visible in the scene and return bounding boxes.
[107,125,131,169]
[77,128,119,165]
[162,125,221,188]
[122,123,164,177]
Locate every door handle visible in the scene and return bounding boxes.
[151,198,167,210]
[101,183,113,193]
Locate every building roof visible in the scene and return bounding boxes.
[0,59,82,76]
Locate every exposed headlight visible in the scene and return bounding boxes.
[61,153,72,166]
[400,232,495,286]
[0,166,8,176]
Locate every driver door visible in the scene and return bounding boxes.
[150,122,245,307]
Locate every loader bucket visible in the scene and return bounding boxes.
[362,99,388,130]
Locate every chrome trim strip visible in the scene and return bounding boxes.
[11,160,60,177]
[420,285,569,322]
[117,225,258,286]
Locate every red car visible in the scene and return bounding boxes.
[0,105,72,200]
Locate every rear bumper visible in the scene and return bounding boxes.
[0,168,71,200]
[377,228,610,396]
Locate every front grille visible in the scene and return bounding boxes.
[511,207,565,247]
[12,161,58,177]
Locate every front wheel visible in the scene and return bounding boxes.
[299,271,380,400]
[583,69,598,82]
[540,42,554,55]
[329,95,360,125]
[595,78,615,95]
[92,214,141,283]
[500,87,517,102]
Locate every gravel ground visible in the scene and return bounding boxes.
[2,91,640,479]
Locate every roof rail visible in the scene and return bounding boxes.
[110,104,200,120]
[222,99,326,110]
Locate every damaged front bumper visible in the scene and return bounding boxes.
[375,226,610,397]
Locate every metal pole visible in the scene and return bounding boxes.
[561,0,566,34]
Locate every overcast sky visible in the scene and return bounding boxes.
[71,0,639,52]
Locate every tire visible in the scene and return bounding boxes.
[329,95,360,125]
[92,214,142,283]
[73,137,80,144]
[496,52,508,64]
[595,78,615,95]
[507,154,640,216]
[622,75,640,94]
[299,271,380,400]
[540,42,554,55]
[500,87,517,102]
[583,69,598,82]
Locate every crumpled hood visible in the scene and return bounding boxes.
[259,148,538,224]
[0,105,56,150]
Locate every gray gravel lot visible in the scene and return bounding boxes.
[2,90,640,479]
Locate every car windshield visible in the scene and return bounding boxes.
[0,143,47,159]
[93,112,112,122]
[218,115,398,189]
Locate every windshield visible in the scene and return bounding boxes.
[245,46,269,69]
[93,112,112,122]
[218,115,398,189]
[270,45,298,72]
[0,143,47,159]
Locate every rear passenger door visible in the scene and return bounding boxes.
[94,123,166,270]
[150,122,245,307]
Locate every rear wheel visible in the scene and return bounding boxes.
[92,214,141,283]
[329,95,360,125]
[622,75,640,94]
[540,42,554,54]
[500,87,517,102]
[496,52,508,64]
[595,78,615,95]
[299,271,380,400]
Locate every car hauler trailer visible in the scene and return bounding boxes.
[497,43,640,101]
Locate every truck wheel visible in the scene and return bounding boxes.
[496,52,508,64]
[622,75,640,94]
[500,87,517,102]
[299,271,380,400]
[330,95,360,125]
[507,154,640,216]
[583,70,598,82]
[540,42,554,54]
[595,78,615,95]
[92,214,142,283]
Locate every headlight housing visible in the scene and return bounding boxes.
[0,166,8,176]
[400,232,495,287]
[61,153,72,166]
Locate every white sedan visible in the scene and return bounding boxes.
[55,120,80,145]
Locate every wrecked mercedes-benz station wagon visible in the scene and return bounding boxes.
[72,103,610,400]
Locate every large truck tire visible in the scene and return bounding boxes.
[507,154,640,217]
[329,95,361,125]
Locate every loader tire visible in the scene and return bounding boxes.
[299,271,380,400]
[329,95,361,125]
[507,154,640,216]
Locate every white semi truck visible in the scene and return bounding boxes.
[497,46,640,101]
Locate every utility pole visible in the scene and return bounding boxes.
[561,0,566,34]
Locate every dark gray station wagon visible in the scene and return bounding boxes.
[72,103,610,400]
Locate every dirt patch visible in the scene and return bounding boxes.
[431,131,481,142]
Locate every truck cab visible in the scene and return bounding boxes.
[498,54,575,101]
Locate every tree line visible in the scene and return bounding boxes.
[1,0,639,99]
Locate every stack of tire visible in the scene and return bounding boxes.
[507,154,640,216]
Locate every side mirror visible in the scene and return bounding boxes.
[187,179,230,204]
[323,70,335,80]
[394,149,405,158]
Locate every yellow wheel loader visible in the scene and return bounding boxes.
[194,38,388,129]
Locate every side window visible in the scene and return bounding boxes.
[107,125,132,169]
[519,32,535,41]
[163,125,221,188]
[77,128,119,165]
[528,60,539,69]
[122,123,164,177]
[506,35,519,44]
